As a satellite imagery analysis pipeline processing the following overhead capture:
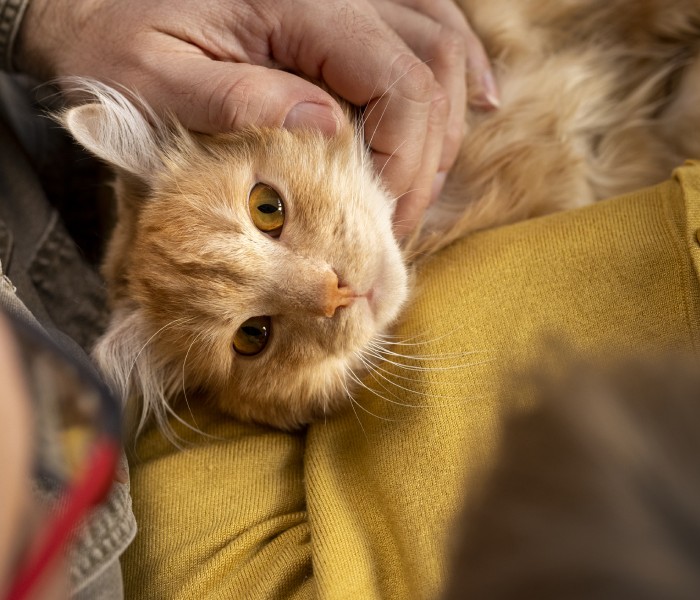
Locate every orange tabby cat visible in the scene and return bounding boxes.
[61,0,700,434]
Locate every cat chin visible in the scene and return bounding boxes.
[215,354,359,430]
[215,287,408,431]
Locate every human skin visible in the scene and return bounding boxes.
[0,315,34,595]
[0,316,69,599]
[14,0,497,236]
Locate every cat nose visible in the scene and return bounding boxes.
[320,272,357,318]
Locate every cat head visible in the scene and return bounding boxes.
[61,81,408,435]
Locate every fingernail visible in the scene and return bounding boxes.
[432,171,447,203]
[481,71,500,108]
[283,102,340,135]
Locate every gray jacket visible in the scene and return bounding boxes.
[0,58,136,600]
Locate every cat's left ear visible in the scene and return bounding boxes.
[60,80,165,179]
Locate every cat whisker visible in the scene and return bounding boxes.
[357,352,471,403]
[351,361,422,409]
[374,331,438,344]
[361,57,434,131]
[361,59,434,181]
[126,316,192,392]
[157,395,213,449]
[339,375,369,440]
[181,329,206,431]
[367,339,485,361]
[376,139,408,182]
[362,346,491,372]
[344,368,397,422]
[365,99,393,154]
[390,188,426,204]
[374,325,490,350]
[356,354,445,407]
[401,247,432,263]
[360,352,453,388]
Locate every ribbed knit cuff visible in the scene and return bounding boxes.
[0,0,30,72]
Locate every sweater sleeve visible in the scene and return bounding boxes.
[0,0,29,71]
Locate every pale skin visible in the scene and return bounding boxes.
[0,316,69,599]
[15,0,498,236]
[0,317,33,596]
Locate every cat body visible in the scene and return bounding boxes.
[421,0,700,251]
[61,0,700,433]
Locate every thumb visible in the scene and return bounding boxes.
[145,53,347,135]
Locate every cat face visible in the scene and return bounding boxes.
[63,84,408,432]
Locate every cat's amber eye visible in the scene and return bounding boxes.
[249,183,285,237]
[232,316,271,356]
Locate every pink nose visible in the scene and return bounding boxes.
[323,285,356,317]
[321,272,357,318]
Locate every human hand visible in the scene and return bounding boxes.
[0,315,70,600]
[368,0,499,234]
[0,316,34,596]
[15,0,497,235]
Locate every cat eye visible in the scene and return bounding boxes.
[249,183,285,237]
[232,315,271,356]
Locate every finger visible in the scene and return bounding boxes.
[463,22,500,110]
[0,316,33,583]
[384,0,499,109]
[373,0,466,172]
[392,86,450,236]
[387,0,471,35]
[266,0,436,201]
[125,34,347,135]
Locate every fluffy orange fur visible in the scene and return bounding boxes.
[61,0,700,434]
[415,0,700,253]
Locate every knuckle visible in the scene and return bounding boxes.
[429,92,451,133]
[390,53,435,102]
[431,28,467,69]
[208,77,257,131]
[431,85,450,115]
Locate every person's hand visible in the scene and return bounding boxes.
[15,0,497,235]
[0,316,33,595]
[0,316,70,600]
[367,0,499,233]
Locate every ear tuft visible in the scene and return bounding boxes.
[59,79,164,178]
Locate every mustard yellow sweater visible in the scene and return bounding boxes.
[122,162,700,599]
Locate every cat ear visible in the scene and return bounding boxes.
[60,80,164,178]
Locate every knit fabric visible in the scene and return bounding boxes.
[122,161,700,599]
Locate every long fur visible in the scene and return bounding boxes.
[412,0,700,254]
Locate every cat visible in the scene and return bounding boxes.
[59,0,700,435]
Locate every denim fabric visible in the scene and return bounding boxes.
[0,0,29,71]
[0,73,135,599]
